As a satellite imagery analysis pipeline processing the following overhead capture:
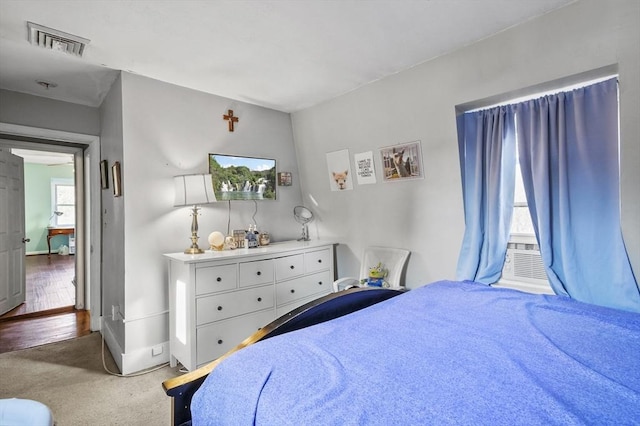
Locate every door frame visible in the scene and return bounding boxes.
[0,122,102,331]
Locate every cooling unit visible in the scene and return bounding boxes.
[497,248,553,294]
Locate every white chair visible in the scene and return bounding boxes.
[333,246,410,292]
[0,398,54,426]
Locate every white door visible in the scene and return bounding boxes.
[0,149,26,315]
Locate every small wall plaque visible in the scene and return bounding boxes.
[278,172,292,186]
[112,161,122,197]
[100,160,109,189]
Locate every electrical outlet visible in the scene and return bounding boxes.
[152,345,163,356]
[111,304,123,321]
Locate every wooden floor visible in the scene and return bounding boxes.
[0,254,90,354]
[0,310,91,354]
[0,254,76,320]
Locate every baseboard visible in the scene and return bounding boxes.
[101,320,124,374]
[90,314,102,332]
[120,341,170,375]
[26,250,75,256]
[101,319,170,375]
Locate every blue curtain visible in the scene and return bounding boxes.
[515,78,639,312]
[456,106,516,283]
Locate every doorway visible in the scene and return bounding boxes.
[0,122,102,333]
[0,149,77,320]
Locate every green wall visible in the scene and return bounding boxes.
[24,163,74,254]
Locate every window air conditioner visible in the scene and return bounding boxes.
[497,248,554,294]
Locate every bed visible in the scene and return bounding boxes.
[163,280,640,425]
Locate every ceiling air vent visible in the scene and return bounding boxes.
[27,22,90,57]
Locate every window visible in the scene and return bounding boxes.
[501,77,618,290]
[509,138,535,242]
[458,76,630,304]
[504,77,616,245]
[51,178,75,227]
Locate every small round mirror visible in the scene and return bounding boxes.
[293,206,314,241]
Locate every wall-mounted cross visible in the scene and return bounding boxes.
[223,109,239,132]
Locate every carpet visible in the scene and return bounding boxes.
[0,333,181,425]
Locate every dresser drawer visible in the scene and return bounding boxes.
[304,248,332,273]
[239,259,274,288]
[197,309,274,366]
[276,270,332,306]
[275,254,304,281]
[197,285,274,325]
[195,264,237,295]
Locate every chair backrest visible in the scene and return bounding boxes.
[359,246,410,288]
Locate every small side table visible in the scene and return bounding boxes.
[47,227,74,256]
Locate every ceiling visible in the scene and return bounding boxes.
[0,0,574,113]
[11,149,73,165]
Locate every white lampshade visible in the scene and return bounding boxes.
[174,174,217,206]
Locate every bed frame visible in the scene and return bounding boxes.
[162,287,404,426]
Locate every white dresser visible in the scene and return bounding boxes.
[165,240,335,371]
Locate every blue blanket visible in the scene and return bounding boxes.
[192,280,640,425]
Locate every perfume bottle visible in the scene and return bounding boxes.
[245,225,259,248]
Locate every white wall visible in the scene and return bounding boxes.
[100,71,303,373]
[291,0,640,287]
[0,89,100,136]
[99,75,126,359]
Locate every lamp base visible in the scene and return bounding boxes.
[183,205,205,255]
[184,247,204,255]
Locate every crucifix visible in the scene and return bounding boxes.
[223,109,239,132]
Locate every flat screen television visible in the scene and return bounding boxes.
[209,153,277,201]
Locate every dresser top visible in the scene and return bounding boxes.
[164,240,335,264]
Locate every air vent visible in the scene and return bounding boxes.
[511,250,547,280]
[27,22,90,57]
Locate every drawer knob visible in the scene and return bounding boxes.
[216,277,222,282]
[290,265,295,270]
[290,289,295,294]
[217,306,223,311]
[256,271,262,276]
[217,339,223,345]
[318,281,323,285]
[257,297,262,302]
[317,259,322,263]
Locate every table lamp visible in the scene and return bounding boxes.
[174,174,217,254]
[49,211,63,227]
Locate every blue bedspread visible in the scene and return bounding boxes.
[191,280,640,425]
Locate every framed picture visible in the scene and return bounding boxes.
[353,151,377,185]
[277,172,292,186]
[209,153,277,200]
[100,160,109,189]
[379,140,424,182]
[326,149,354,191]
[112,161,122,197]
